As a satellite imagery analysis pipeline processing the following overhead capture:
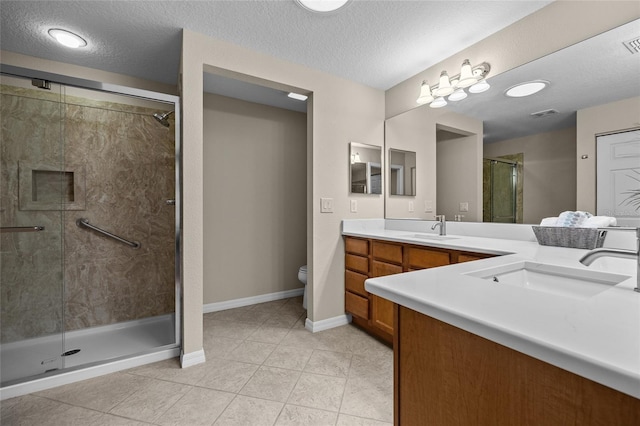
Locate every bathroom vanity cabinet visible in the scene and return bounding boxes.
[394,305,640,425]
[344,236,493,344]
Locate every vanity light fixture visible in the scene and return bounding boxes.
[505,80,548,98]
[416,60,491,107]
[295,0,350,13]
[288,92,308,101]
[48,28,87,48]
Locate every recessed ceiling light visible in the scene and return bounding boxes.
[48,28,87,48]
[505,80,549,98]
[288,92,308,101]
[296,0,350,13]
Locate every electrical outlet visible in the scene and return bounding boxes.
[424,200,433,212]
[408,201,414,212]
[459,202,469,212]
[350,199,358,213]
[320,198,334,213]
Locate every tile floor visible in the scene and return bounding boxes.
[1,296,394,425]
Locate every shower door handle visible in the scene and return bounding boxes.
[0,226,45,233]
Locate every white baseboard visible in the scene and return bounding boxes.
[180,349,206,368]
[203,288,304,313]
[305,314,352,333]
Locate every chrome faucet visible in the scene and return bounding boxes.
[579,227,639,293]
[431,215,446,236]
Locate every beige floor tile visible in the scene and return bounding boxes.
[156,387,235,426]
[250,299,289,313]
[213,395,284,426]
[196,358,259,392]
[287,372,347,412]
[278,300,307,317]
[246,325,291,344]
[275,404,338,426]
[263,345,314,371]
[34,372,151,412]
[219,340,277,364]
[108,378,191,423]
[1,395,103,426]
[349,351,393,381]
[280,329,330,350]
[304,350,353,377]
[203,319,261,340]
[239,366,301,402]
[336,414,394,426]
[340,375,393,423]
[126,358,210,385]
[90,413,153,425]
[263,312,304,328]
[203,335,244,359]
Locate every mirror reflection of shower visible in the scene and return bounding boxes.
[153,110,174,127]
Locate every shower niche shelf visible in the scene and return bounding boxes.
[18,161,86,211]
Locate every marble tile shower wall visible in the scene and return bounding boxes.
[0,85,175,343]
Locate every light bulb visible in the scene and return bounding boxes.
[48,28,87,48]
[430,97,447,108]
[448,89,468,102]
[457,60,478,88]
[469,79,490,94]
[416,80,434,105]
[432,71,454,97]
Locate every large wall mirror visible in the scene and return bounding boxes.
[350,142,382,194]
[389,149,416,196]
[385,18,640,225]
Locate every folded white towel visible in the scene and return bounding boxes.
[583,216,617,228]
[540,217,558,226]
[556,211,593,227]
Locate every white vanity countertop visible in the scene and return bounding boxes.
[342,219,640,399]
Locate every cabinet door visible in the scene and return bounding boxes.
[407,246,450,270]
[370,261,403,336]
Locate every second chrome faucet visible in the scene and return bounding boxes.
[431,215,446,236]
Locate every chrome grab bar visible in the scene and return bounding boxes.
[0,226,45,233]
[76,218,140,249]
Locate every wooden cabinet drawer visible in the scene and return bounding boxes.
[346,269,368,297]
[407,246,450,269]
[345,237,369,256]
[372,241,403,264]
[457,252,492,263]
[346,253,369,274]
[346,291,369,319]
[372,260,403,277]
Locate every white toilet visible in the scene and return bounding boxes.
[298,265,308,310]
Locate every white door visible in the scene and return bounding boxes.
[597,130,640,226]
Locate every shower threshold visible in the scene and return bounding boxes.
[1,314,177,397]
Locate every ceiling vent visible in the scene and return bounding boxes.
[622,36,640,54]
[530,109,559,118]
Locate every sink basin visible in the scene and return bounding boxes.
[403,233,459,241]
[464,261,630,300]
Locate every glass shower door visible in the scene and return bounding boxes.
[0,75,66,385]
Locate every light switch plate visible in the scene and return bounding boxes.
[408,201,414,212]
[320,197,334,213]
[350,199,358,213]
[459,202,469,212]
[425,200,433,212]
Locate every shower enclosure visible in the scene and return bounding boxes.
[0,69,181,395]
[483,157,520,223]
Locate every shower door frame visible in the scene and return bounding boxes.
[0,64,182,396]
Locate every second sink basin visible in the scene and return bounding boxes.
[464,261,630,300]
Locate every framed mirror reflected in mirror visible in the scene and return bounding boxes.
[389,149,416,196]
[350,142,382,195]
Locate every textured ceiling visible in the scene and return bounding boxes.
[0,0,552,90]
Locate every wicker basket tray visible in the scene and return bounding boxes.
[532,226,607,249]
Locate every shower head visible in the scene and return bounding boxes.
[153,110,174,127]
